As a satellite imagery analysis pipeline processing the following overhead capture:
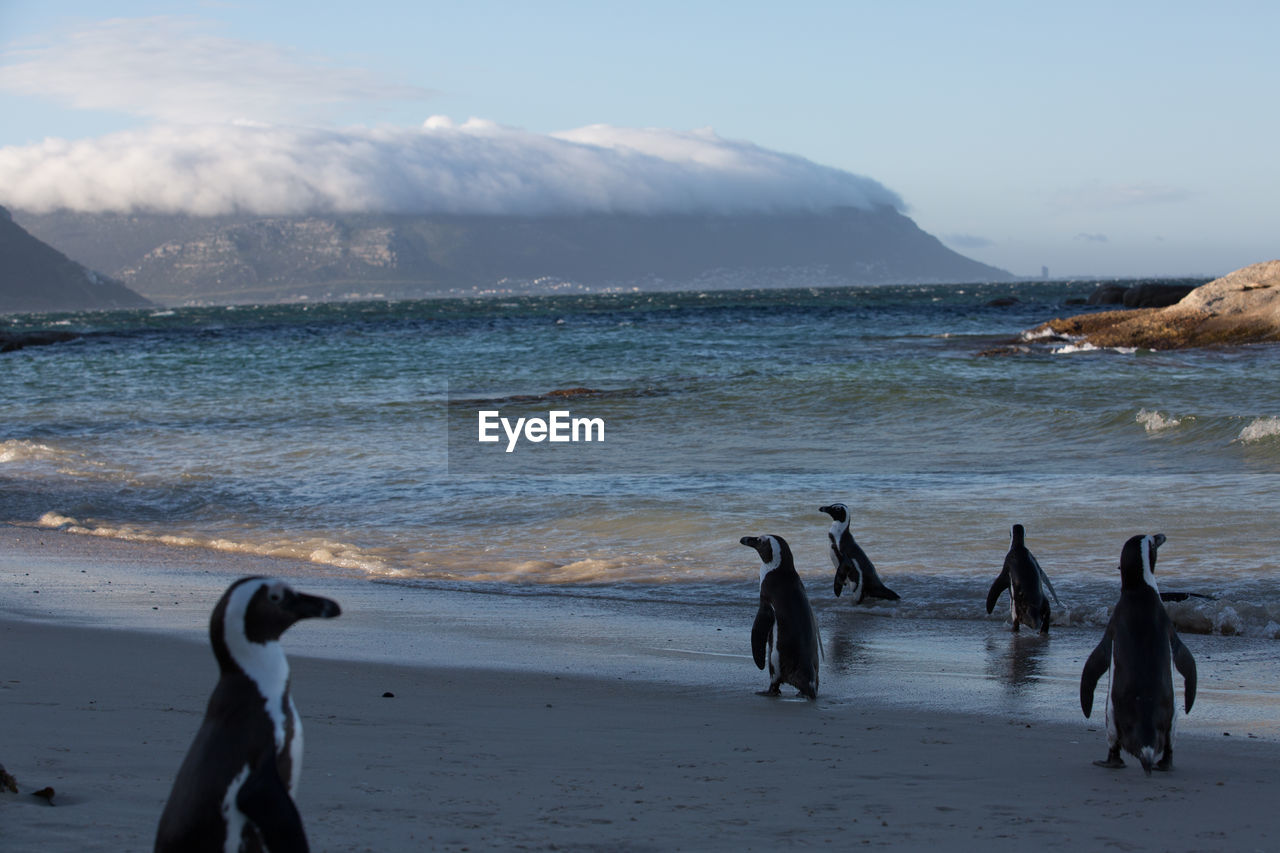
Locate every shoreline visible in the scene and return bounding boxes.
[4,525,1280,849]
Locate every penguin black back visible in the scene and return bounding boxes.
[986,523,1059,634]
[156,577,340,853]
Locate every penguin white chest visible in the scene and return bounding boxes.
[827,522,846,569]
[287,696,304,793]
[1105,647,1117,746]
[220,765,252,853]
[769,616,780,677]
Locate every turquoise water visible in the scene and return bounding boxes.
[3,281,1279,636]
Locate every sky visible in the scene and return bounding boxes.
[0,1,1276,279]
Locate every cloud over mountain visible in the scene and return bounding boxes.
[0,118,904,218]
[0,16,902,220]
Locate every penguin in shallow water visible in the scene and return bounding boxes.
[1080,534,1197,774]
[740,534,820,699]
[985,523,1060,634]
[155,577,341,853]
[819,503,899,602]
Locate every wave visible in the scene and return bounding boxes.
[0,439,66,464]
[25,509,1280,639]
[1236,416,1280,444]
[1050,341,1138,355]
[36,511,397,576]
[1136,408,1182,432]
[0,439,103,476]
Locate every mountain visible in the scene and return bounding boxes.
[12,206,1010,306]
[0,207,153,314]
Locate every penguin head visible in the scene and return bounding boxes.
[1010,524,1026,547]
[210,576,341,672]
[1118,534,1166,592]
[740,534,791,577]
[819,503,849,524]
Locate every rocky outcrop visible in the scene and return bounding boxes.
[1034,261,1280,349]
[0,330,80,353]
[1087,281,1201,308]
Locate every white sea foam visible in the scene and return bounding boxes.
[1236,416,1280,443]
[1136,408,1181,432]
[0,439,61,464]
[35,512,394,575]
[1051,341,1138,355]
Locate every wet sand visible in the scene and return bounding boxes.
[3,525,1279,850]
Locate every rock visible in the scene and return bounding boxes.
[1086,282,1198,307]
[1031,261,1280,349]
[1122,282,1198,308]
[1087,283,1129,305]
[0,330,80,353]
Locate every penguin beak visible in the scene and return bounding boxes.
[1152,533,1167,549]
[818,505,833,517]
[285,590,342,622]
[739,535,761,549]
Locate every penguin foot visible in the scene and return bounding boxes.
[757,686,782,697]
[1155,754,1173,772]
[1093,747,1125,770]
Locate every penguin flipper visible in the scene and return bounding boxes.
[236,758,310,853]
[1030,554,1061,605]
[1080,630,1113,718]
[832,549,860,598]
[849,558,868,604]
[985,569,1010,615]
[751,603,774,671]
[1170,630,1197,713]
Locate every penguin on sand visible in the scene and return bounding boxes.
[819,503,899,602]
[985,523,1060,634]
[740,534,821,699]
[1080,534,1197,774]
[155,577,341,853]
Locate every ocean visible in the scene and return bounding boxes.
[3,279,1280,642]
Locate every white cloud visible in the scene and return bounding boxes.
[0,16,901,218]
[941,233,994,250]
[0,16,433,124]
[1051,182,1191,212]
[0,119,904,217]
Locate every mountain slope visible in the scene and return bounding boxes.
[0,206,152,314]
[14,206,1010,305]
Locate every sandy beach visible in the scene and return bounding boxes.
[3,525,1280,851]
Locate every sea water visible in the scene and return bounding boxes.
[3,280,1279,641]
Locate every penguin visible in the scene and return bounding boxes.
[155,577,341,853]
[1080,534,1197,774]
[985,523,1060,634]
[740,534,820,699]
[819,503,899,602]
